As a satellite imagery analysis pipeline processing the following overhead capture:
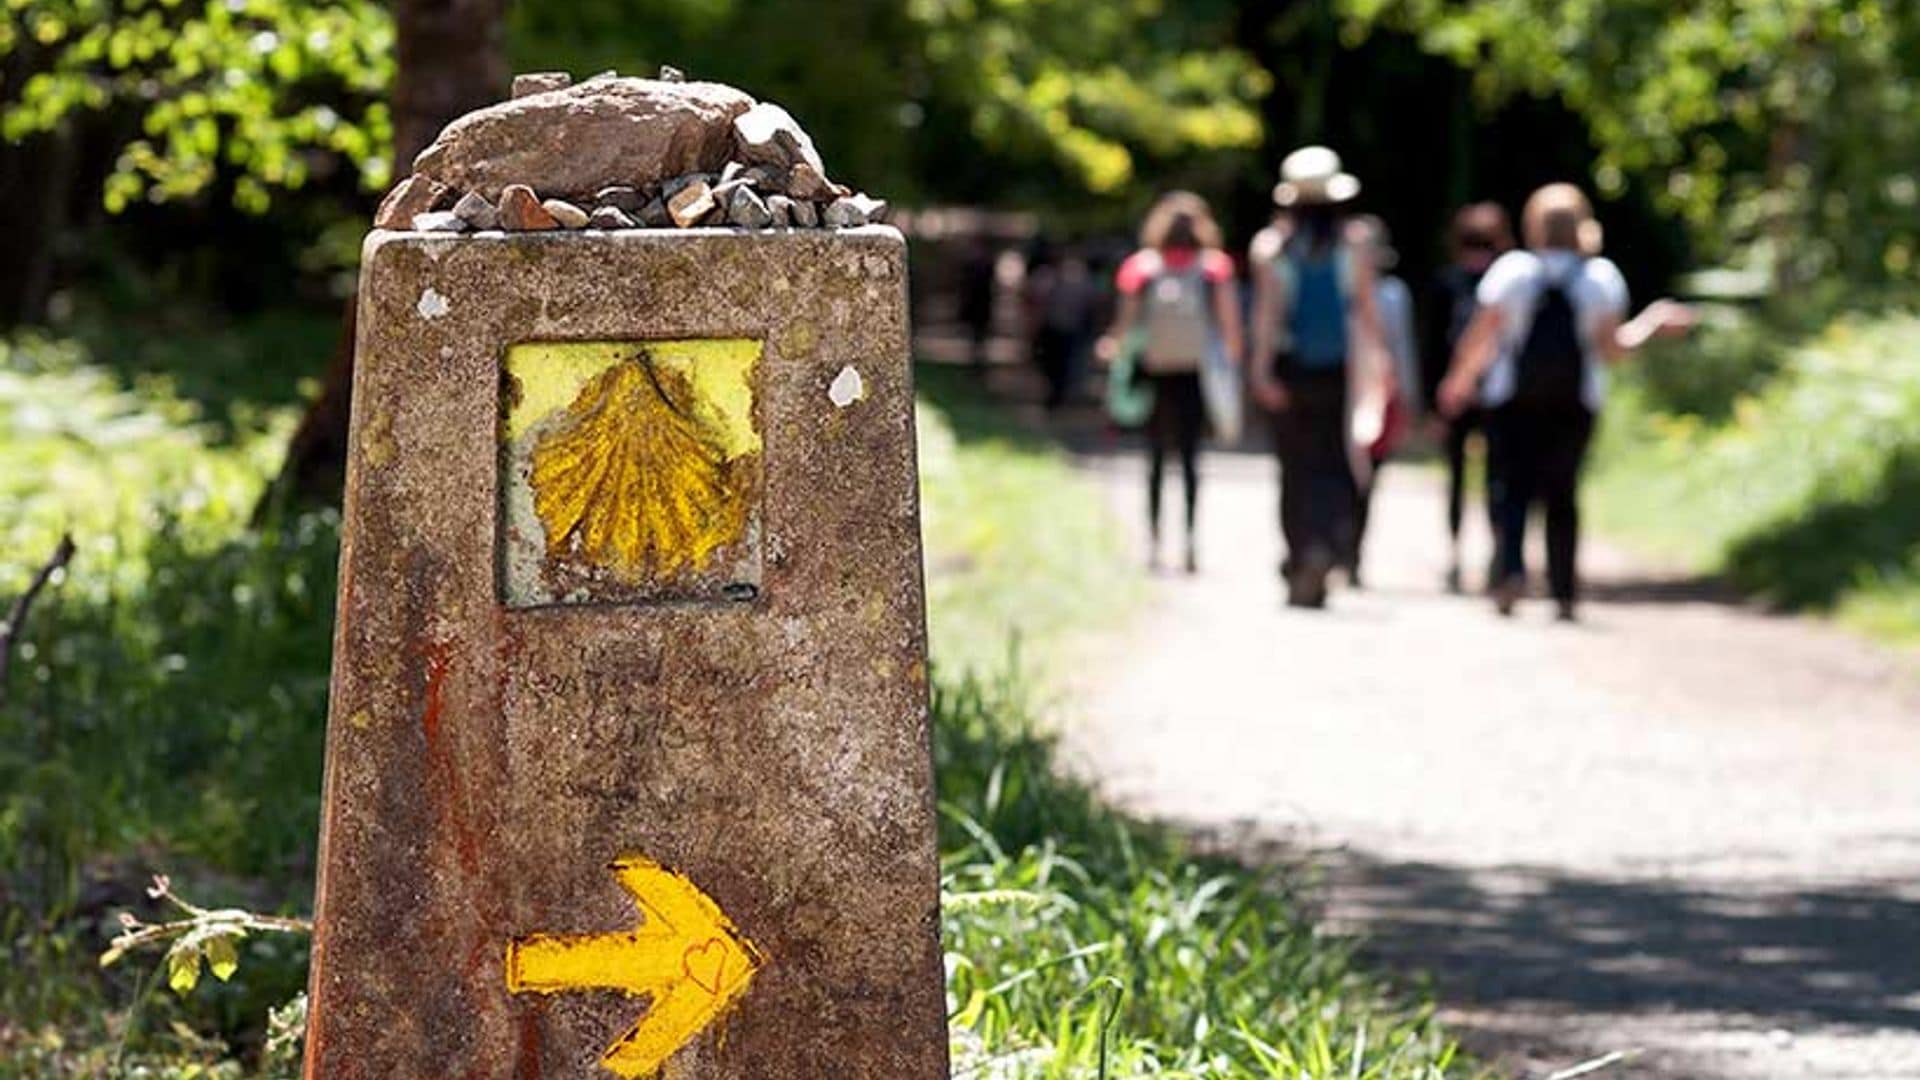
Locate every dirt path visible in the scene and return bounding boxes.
[1062,446,1920,1080]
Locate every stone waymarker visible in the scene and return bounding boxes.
[302,224,947,1078]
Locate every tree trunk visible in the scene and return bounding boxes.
[268,0,509,511]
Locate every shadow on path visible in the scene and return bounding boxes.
[1323,853,1920,1032]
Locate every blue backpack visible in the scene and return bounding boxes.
[1277,244,1353,370]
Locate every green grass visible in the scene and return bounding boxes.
[1,333,1475,1077]
[917,366,1144,678]
[1591,305,1920,641]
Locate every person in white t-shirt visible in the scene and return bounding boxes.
[1438,183,1692,621]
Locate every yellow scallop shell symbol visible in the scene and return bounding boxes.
[527,352,750,581]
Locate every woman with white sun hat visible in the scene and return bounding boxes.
[1248,145,1395,609]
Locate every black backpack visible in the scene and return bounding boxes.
[1511,268,1587,407]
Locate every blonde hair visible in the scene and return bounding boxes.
[1139,190,1224,252]
[1522,183,1603,255]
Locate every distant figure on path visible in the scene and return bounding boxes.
[1099,192,1243,573]
[1439,183,1693,620]
[1248,147,1393,608]
[1423,202,1513,592]
[1345,214,1416,589]
[958,235,997,373]
[1027,246,1100,410]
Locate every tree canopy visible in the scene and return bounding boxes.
[1341,0,1920,283]
[6,0,1918,287]
[4,0,393,212]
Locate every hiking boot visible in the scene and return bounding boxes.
[1287,549,1333,610]
[1491,576,1524,617]
[1555,600,1579,623]
[1444,561,1463,595]
[1184,542,1199,576]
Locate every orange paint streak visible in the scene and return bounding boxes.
[515,999,545,1080]
[416,639,481,877]
[420,641,451,743]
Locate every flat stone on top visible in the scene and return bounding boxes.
[412,77,755,200]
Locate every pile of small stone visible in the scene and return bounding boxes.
[376,68,889,236]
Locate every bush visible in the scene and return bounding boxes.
[1594,307,1920,637]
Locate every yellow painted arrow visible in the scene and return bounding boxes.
[506,856,765,1077]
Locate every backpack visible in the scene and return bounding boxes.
[1278,244,1351,370]
[1510,263,1587,407]
[1139,254,1212,373]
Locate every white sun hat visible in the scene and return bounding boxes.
[1273,145,1361,207]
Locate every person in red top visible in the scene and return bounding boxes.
[1099,191,1242,573]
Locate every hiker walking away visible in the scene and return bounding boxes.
[1438,183,1693,620]
[1099,191,1243,573]
[1027,245,1100,411]
[958,235,997,373]
[1248,147,1393,608]
[1423,203,1514,592]
[1345,214,1417,588]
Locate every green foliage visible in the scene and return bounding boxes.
[916,367,1145,677]
[0,330,335,906]
[3,0,395,212]
[512,0,1266,208]
[1592,305,1920,637]
[906,0,1267,194]
[1342,0,1920,283]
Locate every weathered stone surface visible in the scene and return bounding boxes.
[412,78,756,200]
[823,196,868,228]
[412,210,467,233]
[786,160,842,201]
[667,179,718,227]
[659,64,685,83]
[374,174,449,229]
[498,184,558,231]
[732,101,827,181]
[588,204,635,229]
[594,184,645,212]
[727,186,774,228]
[766,194,795,227]
[542,197,590,228]
[308,228,945,1079]
[789,198,819,229]
[638,195,672,228]
[511,71,572,98]
[452,190,499,230]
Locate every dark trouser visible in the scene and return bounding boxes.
[1351,456,1384,577]
[1272,366,1356,572]
[1034,327,1082,409]
[1144,371,1204,538]
[1445,406,1486,543]
[1486,403,1595,605]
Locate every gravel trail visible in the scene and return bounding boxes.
[1064,448,1920,1080]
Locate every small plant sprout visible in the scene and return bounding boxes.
[100,873,313,995]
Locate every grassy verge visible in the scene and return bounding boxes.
[1590,306,1920,641]
[918,368,1471,1077]
[1,335,1473,1077]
